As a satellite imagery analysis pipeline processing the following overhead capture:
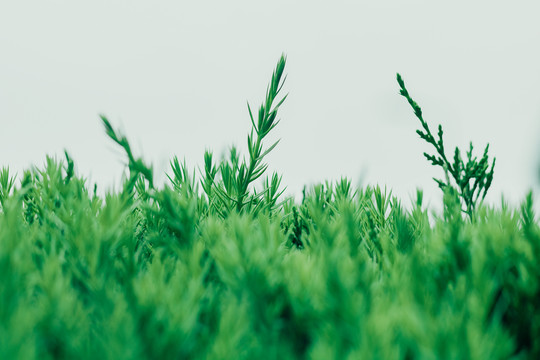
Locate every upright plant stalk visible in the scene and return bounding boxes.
[101,116,155,191]
[396,74,496,220]
[203,55,288,215]
[239,55,287,211]
[0,167,16,210]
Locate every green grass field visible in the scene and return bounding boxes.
[1,56,538,359]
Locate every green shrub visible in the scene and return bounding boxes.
[0,56,538,359]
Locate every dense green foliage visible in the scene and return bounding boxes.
[1,56,539,359]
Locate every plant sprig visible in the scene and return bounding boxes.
[202,55,288,215]
[396,73,496,220]
[101,116,155,191]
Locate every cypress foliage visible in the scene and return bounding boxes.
[0,57,537,359]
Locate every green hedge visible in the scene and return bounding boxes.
[0,56,538,359]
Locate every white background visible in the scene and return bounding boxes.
[1,1,539,213]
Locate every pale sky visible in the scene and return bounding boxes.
[1,1,540,213]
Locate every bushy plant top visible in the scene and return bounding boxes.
[397,74,496,222]
[0,56,538,359]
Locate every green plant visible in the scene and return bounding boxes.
[397,73,496,221]
[101,116,155,191]
[2,56,539,360]
[202,55,288,216]
[0,167,16,210]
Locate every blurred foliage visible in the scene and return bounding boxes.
[0,152,538,359]
[1,57,538,359]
